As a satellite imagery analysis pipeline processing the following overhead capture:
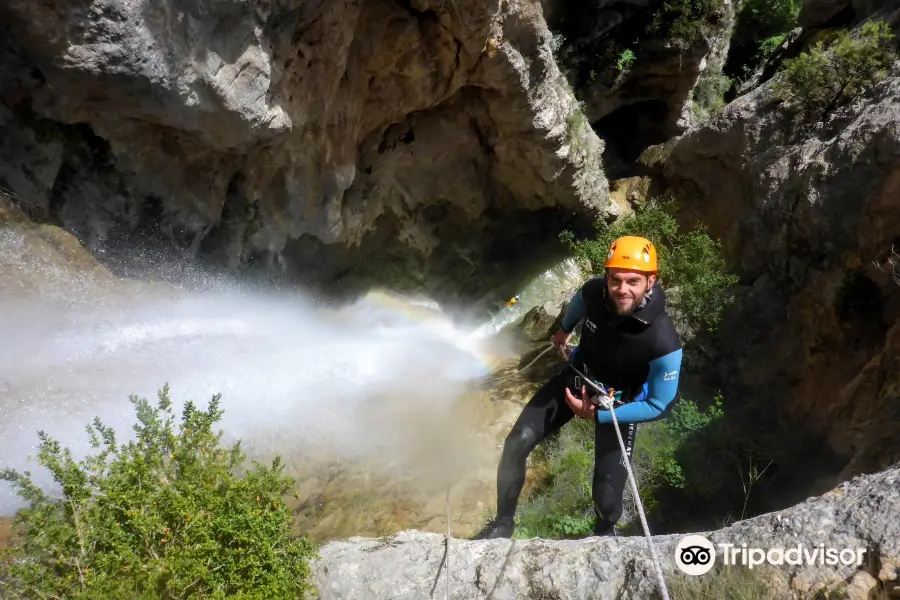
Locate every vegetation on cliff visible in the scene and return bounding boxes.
[725,0,802,86]
[0,386,317,600]
[773,20,897,121]
[552,0,729,90]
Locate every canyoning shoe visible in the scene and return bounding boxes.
[472,520,514,540]
[593,524,618,538]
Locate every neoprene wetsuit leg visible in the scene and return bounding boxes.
[592,420,638,535]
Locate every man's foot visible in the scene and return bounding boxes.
[471,519,515,540]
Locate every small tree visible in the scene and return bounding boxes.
[0,385,317,600]
[692,61,733,122]
[772,20,896,121]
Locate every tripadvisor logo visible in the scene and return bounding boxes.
[674,534,867,576]
[675,535,716,576]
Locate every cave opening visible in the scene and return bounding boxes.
[545,0,658,91]
[592,100,673,176]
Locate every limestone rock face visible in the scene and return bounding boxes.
[313,463,900,599]
[661,3,900,482]
[0,0,614,308]
[510,284,580,342]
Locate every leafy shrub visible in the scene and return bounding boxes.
[692,61,733,122]
[560,196,739,333]
[616,49,636,72]
[772,20,897,121]
[632,396,724,511]
[0,385,317,600]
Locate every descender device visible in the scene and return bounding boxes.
[560,343,624,409]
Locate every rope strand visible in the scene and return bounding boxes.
[568,354,671,600]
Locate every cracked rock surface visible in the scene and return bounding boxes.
[313,463,900,599]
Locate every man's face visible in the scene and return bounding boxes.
[606,268,656,315]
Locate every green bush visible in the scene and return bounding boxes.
[692,62,733,122]
[560,196,739,333]
[0,385,317,600]
[616,49,636,72]
[772,20,897,121]
[632,395,724,511]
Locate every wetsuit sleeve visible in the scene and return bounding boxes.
[560,289,586,333]
[596,348,682,424]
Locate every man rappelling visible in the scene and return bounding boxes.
[474,235,684,539]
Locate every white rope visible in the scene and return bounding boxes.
[604,398,671,599]
[567,354,671,600]
[445,485,451,600]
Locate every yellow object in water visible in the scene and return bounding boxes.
[505,295,520,307]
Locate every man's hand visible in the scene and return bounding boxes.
[552,329,572,354]
[564,385,597,420]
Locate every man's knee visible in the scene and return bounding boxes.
[502,425,538,460]
[593,481,624,522]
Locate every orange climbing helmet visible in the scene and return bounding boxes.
[605,235,658,273]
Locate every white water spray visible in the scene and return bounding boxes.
[0,274,503,514]
[0,223,583,517]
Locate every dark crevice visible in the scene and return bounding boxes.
[395,0,440,21]
[592,100,673,177]
[449,39,462,92]
[469,117,494,156]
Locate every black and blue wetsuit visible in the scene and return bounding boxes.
[483,276,683,538]
[563,276,683,423]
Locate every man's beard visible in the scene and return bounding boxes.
[612,289,649,316]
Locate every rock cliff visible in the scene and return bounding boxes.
[543,0,737,175]
[314,463,900,599]
[658,0,900,496]
[0,0,614,310]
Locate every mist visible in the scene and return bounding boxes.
[0,269,514,514]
